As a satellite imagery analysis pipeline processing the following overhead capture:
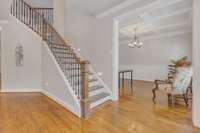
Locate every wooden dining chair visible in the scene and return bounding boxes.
[152,66,192,106]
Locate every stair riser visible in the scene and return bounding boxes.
[90,96,111,109]
[68,80,98,88]
[89,88,104,97]
[89,75,96,80]
[89,81,99,87]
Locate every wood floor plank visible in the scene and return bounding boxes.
[0,81,199,133]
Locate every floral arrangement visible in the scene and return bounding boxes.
[170,56,191,68]
[168,56,191,82]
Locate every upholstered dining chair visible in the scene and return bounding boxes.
[152,66,192,106]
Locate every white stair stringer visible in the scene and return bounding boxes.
[43,42,81,117]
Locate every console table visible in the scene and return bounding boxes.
[119,70,133,88]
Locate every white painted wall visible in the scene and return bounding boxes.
[0,28,2,74]
[119,34,192,81]
[192,0,200,128]
[0,0,12,20]
[64,7,94,59]
[0,15,80,116]
[53,0,65,38]
[42,43,80,116]
[91,17,114,96]
[0,17,42,91]
[64,7,115,99]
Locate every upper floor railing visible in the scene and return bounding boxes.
[11,0,91,118]
[33,7,53,25]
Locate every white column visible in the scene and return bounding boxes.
[112,19,119,101]
[193,0,200,128]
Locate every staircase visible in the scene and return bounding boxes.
[10,0,111,118]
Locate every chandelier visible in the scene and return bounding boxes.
[128,28,143,48]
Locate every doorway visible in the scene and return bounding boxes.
[112,0,196,130]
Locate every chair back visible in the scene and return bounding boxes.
[173,66,192,92]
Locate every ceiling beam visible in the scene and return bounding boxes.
[120,30,191,44]
[96,0,141,18]
[139,13,158,33]
[119,7,191,35]
[119,6,191,28]
[156,22,189,31]
[116,0,183,22]
[119,17,141,28]
[120,22,189,38]
[152,7,191,22]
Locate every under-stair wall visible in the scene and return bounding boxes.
[0,15,81,116]
[42,41,81,116]
[0,0,12,20]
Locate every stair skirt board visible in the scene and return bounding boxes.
[43,43,81,117]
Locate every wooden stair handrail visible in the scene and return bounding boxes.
[42,18,89,64]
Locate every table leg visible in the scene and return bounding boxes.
[118,73,120,89]
[130,71,133,95]
[122,73,125,89]
[131,71,133,89]
[168,94,175,107]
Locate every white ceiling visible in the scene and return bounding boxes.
[119,0,193,42]
[69,0,193,41]
[69,0,125,15]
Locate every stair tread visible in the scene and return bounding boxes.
[90,85,104,92]
[56,56,74,59]
[53,51,70,54]
[88,72,93,75]
[55,55,75,59]
[65,68,80,70]
[90,92,110,103]
[89,78,98,82]
[52,46,68,49]
[51,45,68,48]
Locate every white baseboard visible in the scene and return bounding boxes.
[0,89,42,93]
[41,90,80,117]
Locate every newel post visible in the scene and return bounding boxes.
[80,60,90,118]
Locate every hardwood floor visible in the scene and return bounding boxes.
[0,80,199,133]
